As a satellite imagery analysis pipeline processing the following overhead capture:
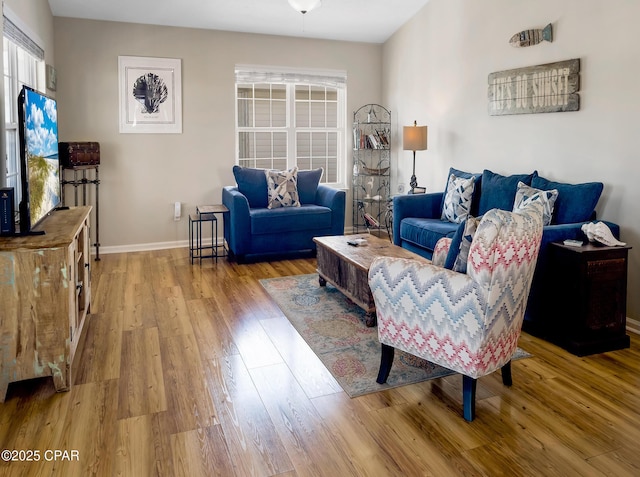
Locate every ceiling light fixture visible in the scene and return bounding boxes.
[288,0,322,14]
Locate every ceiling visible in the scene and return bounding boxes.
[47,0,430,44]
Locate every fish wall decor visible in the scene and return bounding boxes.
[510,23,553,48]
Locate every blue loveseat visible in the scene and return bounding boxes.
[393,167,621,332]
[223,166,346,262]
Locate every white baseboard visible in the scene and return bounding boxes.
[94,237,222,256]
[627,318,640,335]
[94,240,188,255]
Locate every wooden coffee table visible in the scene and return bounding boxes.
[313,234,430,327]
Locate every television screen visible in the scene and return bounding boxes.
[18,86,60,232]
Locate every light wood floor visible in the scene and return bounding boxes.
[1,247,640,476]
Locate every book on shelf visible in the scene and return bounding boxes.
[363,212,380,228]
[357,201,380,229]
[375,129,389,147]
[354,129,389,150]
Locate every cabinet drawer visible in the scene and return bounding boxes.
[587,258,625,277]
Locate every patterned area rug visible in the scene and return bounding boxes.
[260,274,531,397]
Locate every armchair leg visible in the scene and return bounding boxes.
[501,360,512,387]
[376,344,395,384]
[462,376,477,422]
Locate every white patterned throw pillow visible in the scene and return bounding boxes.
[266,167,301,209]
[513,181,558,226]
[441,174,476,223]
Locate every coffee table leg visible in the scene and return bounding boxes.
[365,311,377,327]
[319,276,326,287]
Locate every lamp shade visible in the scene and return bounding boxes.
[288,0,322,14]
[403,122,428,151]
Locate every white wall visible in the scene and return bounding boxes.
[53,17,382,252]
[383,0,640,320]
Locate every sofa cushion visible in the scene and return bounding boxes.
[531,175,603,224]
[250,204,331,235]
[513,181,558,226]
[399,217,458,253]
[478,169,536,215]
[266,167,300,209]
[441,174,476,223]
[297,168,324,204]
[233,165,268,208]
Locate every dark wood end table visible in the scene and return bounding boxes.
[548,241,632,356]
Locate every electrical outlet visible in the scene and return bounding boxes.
[174,201,181,221]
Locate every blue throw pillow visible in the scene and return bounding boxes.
[513,181,558,226]
[441,174,476,223]
[531,175,603,224]
[444,220,466,270]
[443,216,479,273]
[477,169,536,215]
[266,167,300,209]
[233,165,268,208]
[297,168,324,204]
[453,217,479,274]
[441,167,482,215]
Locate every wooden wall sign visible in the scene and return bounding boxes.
[488,58,580,116]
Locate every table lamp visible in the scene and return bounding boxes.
[403,120,428,192]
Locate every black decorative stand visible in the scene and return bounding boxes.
[61,165,101,260]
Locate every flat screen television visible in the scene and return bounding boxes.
[18,86,61,234]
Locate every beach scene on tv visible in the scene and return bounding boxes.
[25,88,60,227]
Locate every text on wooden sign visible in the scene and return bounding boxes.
[488,58,580,115]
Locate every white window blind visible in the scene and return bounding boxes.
[235,65,347,89]
[3,15,43,213]
[3,15,44,61]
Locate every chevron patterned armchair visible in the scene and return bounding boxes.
[368,202,544,421]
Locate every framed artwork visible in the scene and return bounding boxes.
[118,56,182,133]
[46,64,57,91]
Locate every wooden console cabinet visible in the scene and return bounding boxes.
[0,206,92,401]
[548,242,631,356]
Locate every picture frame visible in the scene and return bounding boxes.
[118,56,182,134]
[46,64,57,91]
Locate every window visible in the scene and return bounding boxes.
[235,65,347,186]
[3,15,44,212]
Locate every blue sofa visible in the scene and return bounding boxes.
[223,166,346,262]
[393,167,621,332]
